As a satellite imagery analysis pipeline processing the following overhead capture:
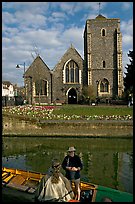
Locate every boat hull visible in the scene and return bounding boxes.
[2,167,133,202]
[2,186,35,202]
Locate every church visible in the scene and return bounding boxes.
[24,14,124,105]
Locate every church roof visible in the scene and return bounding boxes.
[2,81,13,87]
[95,14,106,19]
[25,55,50,75]
[53,44,83,71]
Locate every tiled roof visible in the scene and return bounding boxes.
[2,81,12,87]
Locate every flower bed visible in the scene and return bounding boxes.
[2,105,133,121]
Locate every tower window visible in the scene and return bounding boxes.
[101,28,106,36]
[103,61,106,68]
[100,79,109,92]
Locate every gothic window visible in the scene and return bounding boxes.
[66,67,69,83]
[103,61,106,68]
[35,79,48,96]
[100,82,104,92]
[65,60,79,83]
[75,67,79,83]
[100,79,109,92]
[71,67,74,82]
[101,28,106,36]
[104,82,108,92]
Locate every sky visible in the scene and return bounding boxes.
[2,2,133,87]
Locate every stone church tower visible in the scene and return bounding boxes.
[84,14,124,99]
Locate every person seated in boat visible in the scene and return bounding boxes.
[35,158,74,202]
[62,147,83,201]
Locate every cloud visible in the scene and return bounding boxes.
[2,11,17,25]
[120,19,133,75]
[121,19,133,49]
[121,19,133,36]
[122,2,133,10]
[62,27,84,53]
[52,11,67,19]
[2,2,49,13]
[122,35,133,48]
[56,2,76,15]
[15,11,47,29]
[48,11,68,24]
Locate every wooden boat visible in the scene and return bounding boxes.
[2,167,133,202]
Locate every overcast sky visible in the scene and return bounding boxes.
[2,2,133,87]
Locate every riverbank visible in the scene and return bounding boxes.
[3,116,133,138]
[2,105,133,138]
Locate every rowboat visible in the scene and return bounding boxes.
[2,167,133,202]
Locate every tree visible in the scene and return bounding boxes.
[124,50,133,94]
[81,85,96,104]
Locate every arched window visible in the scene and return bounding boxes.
[100,79,109,93]
[101,28,106,36]
[64,60,79,83]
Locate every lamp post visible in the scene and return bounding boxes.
[16,62,26,99]
[28,76,32,105]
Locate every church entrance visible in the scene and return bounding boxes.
[68,88,77,104]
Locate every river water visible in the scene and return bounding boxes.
[2,137,133,194]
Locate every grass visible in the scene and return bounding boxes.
[53,105,133,117]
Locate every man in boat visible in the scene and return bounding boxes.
[35,158,74,202]
[62,147,83,201]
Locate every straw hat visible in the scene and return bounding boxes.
[67,146,76,152]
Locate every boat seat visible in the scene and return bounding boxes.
[2,172,10,180]
[9,175,25,185]
[6,182,29,191]
[3,174,14,183]
[24,179,39,188]
[2,172,8,177]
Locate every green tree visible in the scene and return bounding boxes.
[124,50,133,94]
[81,85,96,104]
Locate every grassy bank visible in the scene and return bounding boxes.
[2,105,133,137]
[53,105,133,117]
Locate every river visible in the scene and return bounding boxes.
[2,137,133,194]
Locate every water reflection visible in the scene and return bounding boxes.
[2,137,133,194]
